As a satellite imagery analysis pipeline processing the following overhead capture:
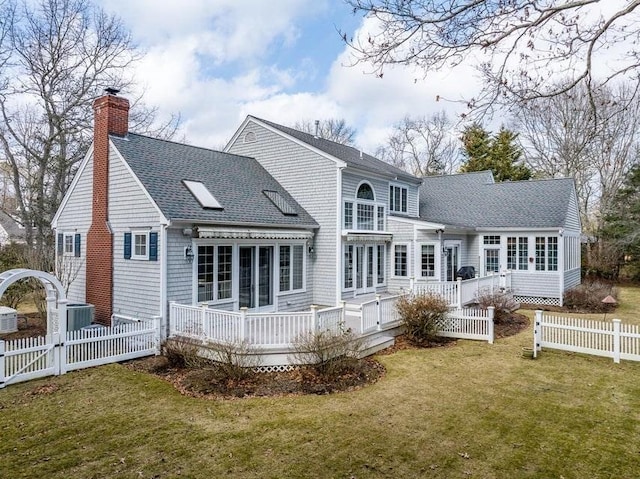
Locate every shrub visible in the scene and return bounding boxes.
[474,288,519,322]
[290,329,364,378]
[564,280,618,313]
[207,340,262,381]
[395,293,448,345]
[162,338,208,369]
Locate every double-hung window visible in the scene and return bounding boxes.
[197,245,233,302]
[389,185,408,213]
[133,232,148,260]
[507,236,529,270]
[279,244,304,292]
[421,244,436,278]
[394,244,408,277]
[536,236,558,271]
[64,234,74,255]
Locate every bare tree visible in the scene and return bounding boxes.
[344,1,640,116]
[514,82,640,233]
[294,118,357,145]
[376,112,459,176]
[0,0,178,257]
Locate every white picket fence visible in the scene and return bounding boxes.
[169,302,346,347]
[438,307,495,344]
[534,312,640,363]
[0,318,161,388]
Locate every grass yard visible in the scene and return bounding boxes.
[1,293,640,478]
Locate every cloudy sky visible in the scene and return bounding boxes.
[99,0,479,153]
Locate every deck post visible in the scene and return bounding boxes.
[409,276,415,293]
[0,340,5,389]
[310,304,318,331]
[613,319,621,364]
[487,306,495,344]
[201,304,208,338]
[534,310,543,357]
[168,301,176,337]
[239,307,247,342]
[376,294,382,331]
[456,278,462,308]
[340,301,346,329]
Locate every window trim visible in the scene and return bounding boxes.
[277,243,306,295]
[392,242,410,278]
[389,183,408,214]
[63,233,75,256]
[131,231,150,260]
[418,242,438,279]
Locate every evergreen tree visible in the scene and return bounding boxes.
[601,162,640,280]
[460,125,531,181]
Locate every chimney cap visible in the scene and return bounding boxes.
[105,87,120,95]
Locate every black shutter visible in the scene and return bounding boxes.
[74,234,81,257]
[124,232,132,259]
[57,233,64,255]
[149,232,158,261]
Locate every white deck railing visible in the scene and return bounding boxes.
[169,302,346,348]
[359,294,405,334]
[412,272,511,308]
[534,312,640,363]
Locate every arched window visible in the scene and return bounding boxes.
[356,182,374,201]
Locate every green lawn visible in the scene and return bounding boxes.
[1,291,640,478]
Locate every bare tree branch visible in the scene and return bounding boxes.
[294,118,357,145]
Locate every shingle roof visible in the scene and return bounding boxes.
[110,133,317,228]
[251,117,422,184]
[419,171,576,229]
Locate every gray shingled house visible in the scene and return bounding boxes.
[226,118,581,307]
[52,92,580,334]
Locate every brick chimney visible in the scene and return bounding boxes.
[86,90,129,325]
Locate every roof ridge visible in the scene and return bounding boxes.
[118,132,253,161]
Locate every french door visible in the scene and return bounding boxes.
[354,245,376,294]
[239,246,274,310]
[445,244,459,281]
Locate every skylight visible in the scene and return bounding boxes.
[263,190,297,216]
[183,180,222,209]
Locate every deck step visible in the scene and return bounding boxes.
[359,334,394,358]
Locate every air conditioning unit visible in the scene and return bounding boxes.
[0,306,17,333]
[67,303,95,331]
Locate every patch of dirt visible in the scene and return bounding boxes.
[124,356,385,400]
[0,312,46,341]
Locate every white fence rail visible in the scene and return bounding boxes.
[412,272,511,308]
[359,295,405,334]
[438,307,495,344]
[534,312,640,363]
[1,317,161,388]
[169,302,346,348]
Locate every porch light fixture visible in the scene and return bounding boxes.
[184,245,194,262]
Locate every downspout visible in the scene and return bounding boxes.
[558,228,565,307]
[336,165,345,305]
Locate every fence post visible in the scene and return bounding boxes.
[152,316,162,354]
[239,307,247,342]
[168,301,176,337]
[613,319,621,364]
[376,294,382,331]
[340,300,346,331]
[487,306,495,344]
[57,299,68,375]
[456,278,462,308]
[409,276,415,293]
[534,310,543,358]
[310,304,318,331]
[0,340,5,389]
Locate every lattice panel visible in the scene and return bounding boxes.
[513,296,561,306]
[254,364,296,373]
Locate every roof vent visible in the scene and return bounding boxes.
[183,180,223,209]
[314,119,320,138]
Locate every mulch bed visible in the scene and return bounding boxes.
[124,312,530,400]
[124,356,386,399]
